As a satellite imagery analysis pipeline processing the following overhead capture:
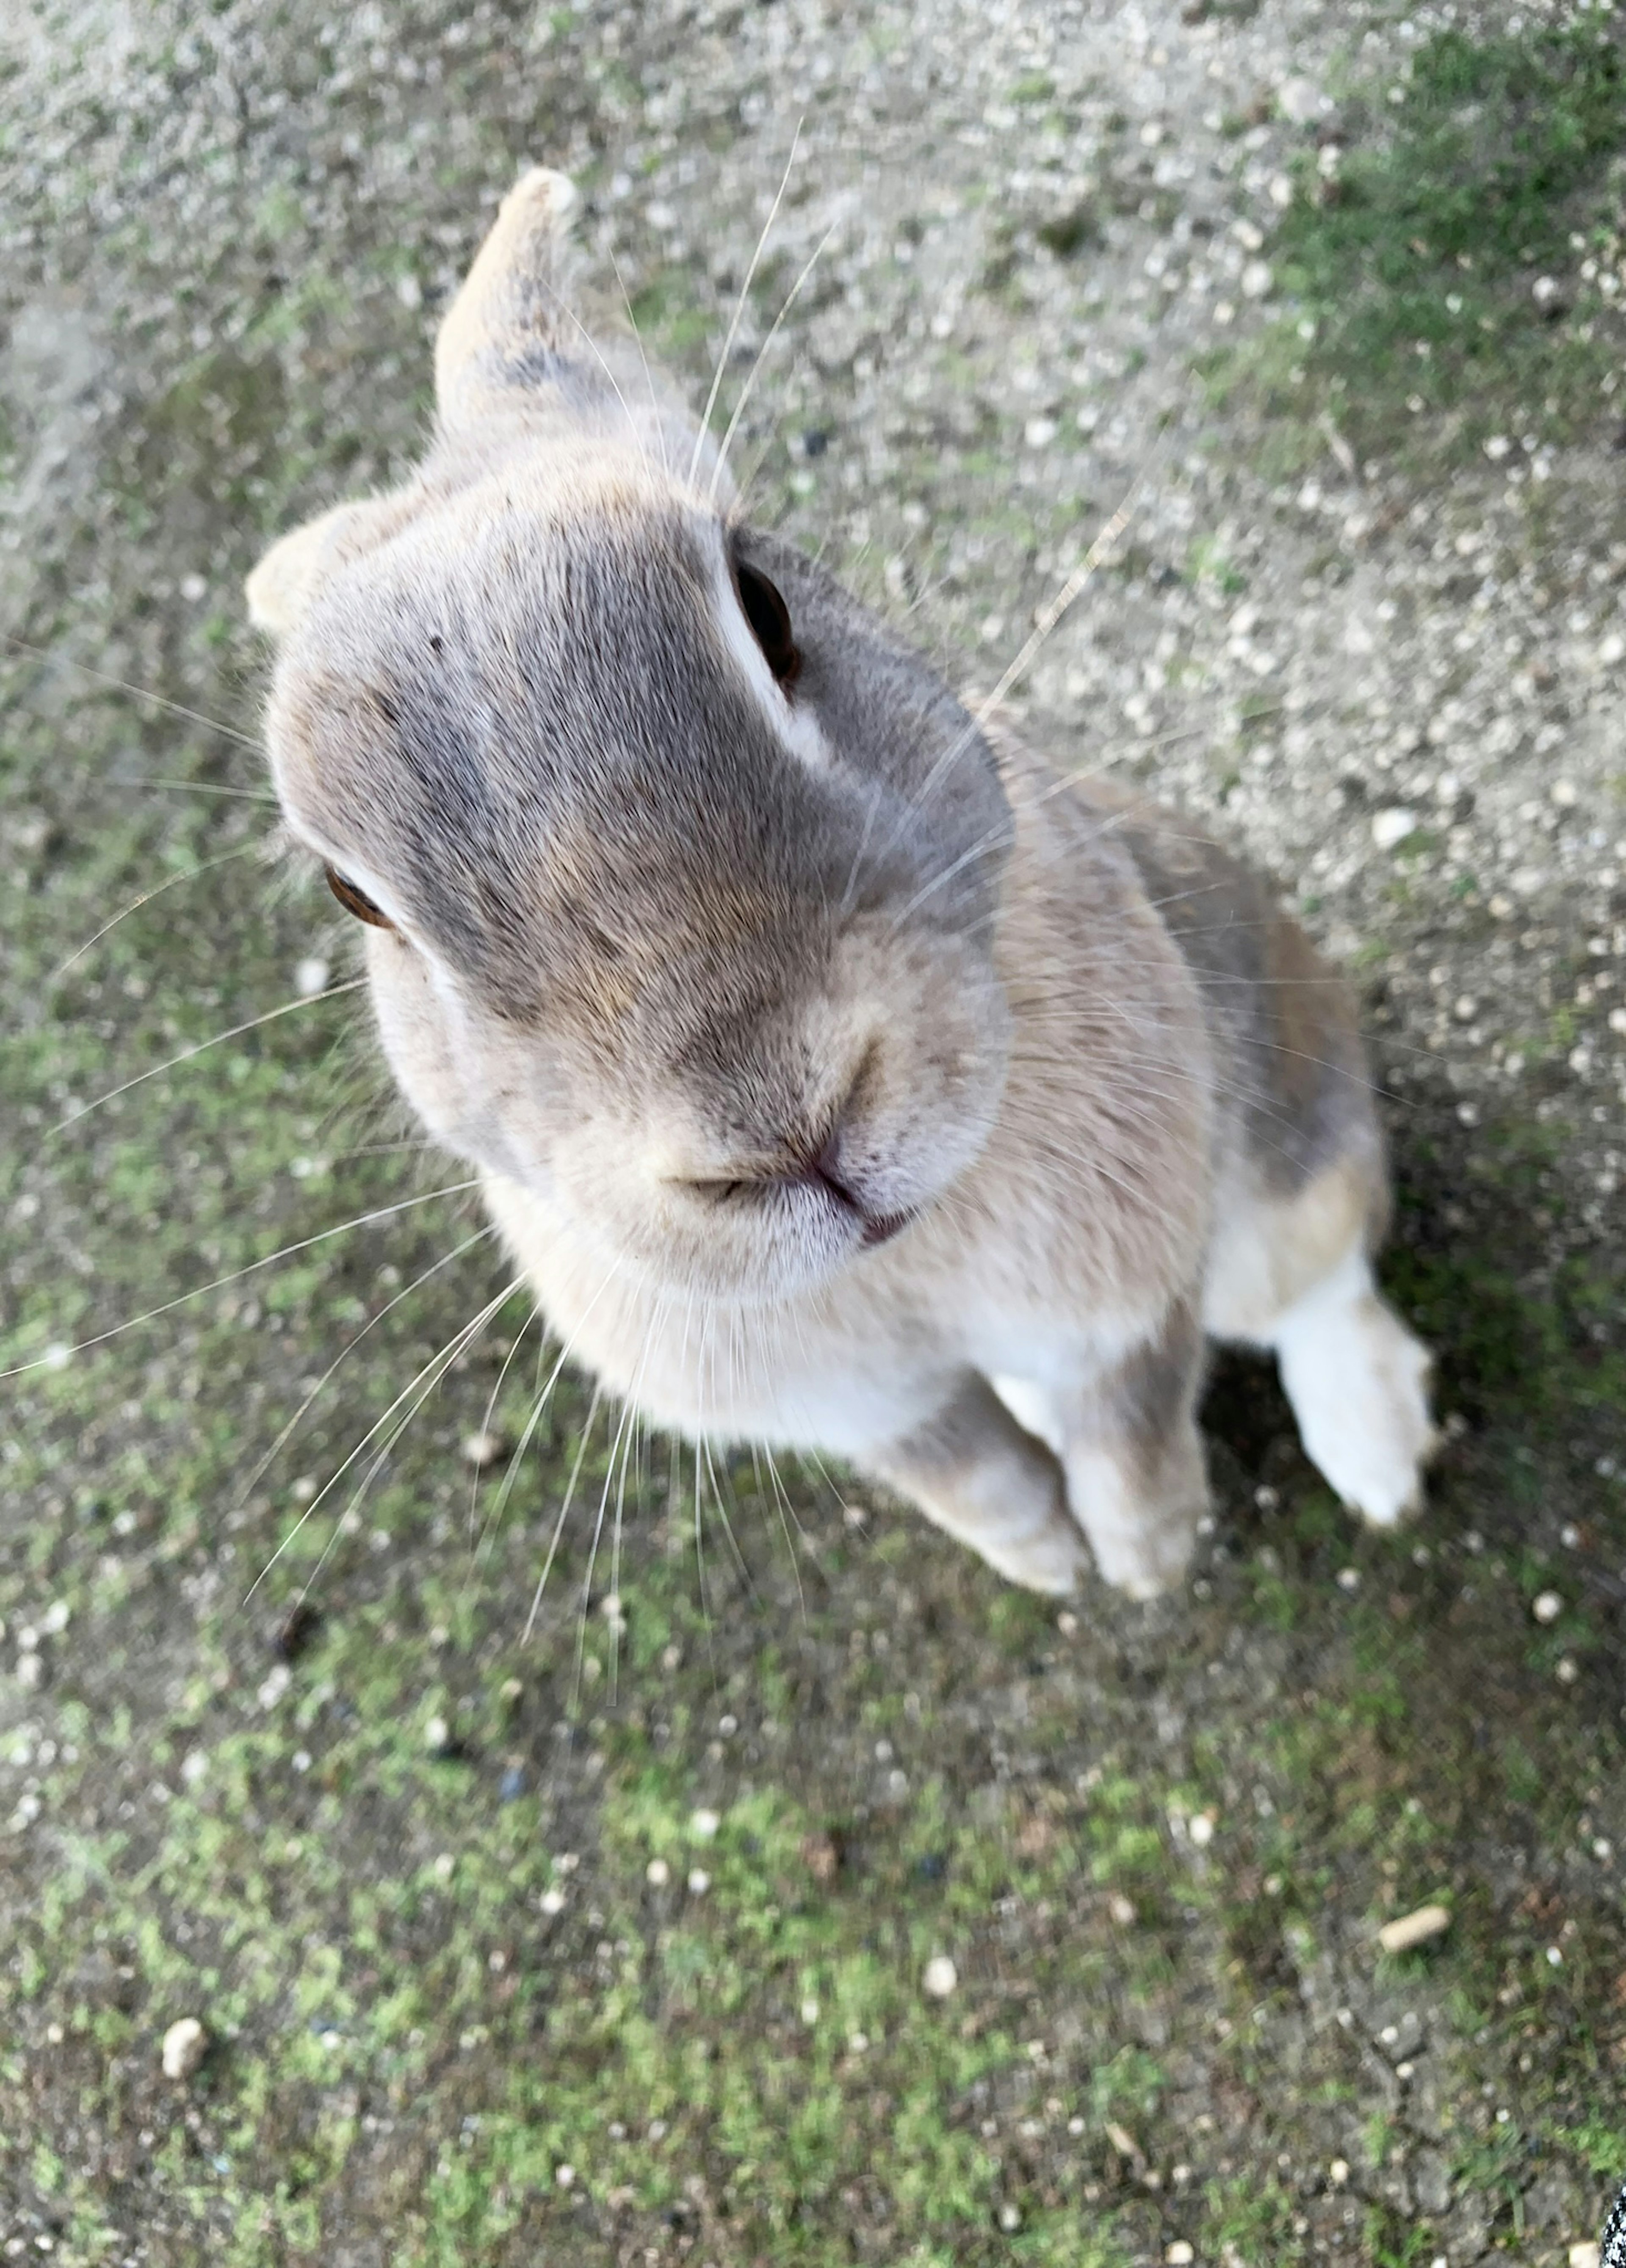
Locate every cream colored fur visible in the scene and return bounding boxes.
[248,166,1436,1600]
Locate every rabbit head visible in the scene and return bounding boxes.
[253,171,1014,1304]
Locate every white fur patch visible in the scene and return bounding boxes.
[1272,1249,1437,1525]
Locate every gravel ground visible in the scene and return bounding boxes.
[2,0,1625,2262]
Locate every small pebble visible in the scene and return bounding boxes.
[1532,1590,1562,1624]
[922,1954,959,1998]
[1109,1894,1137,1926]
[293,957,330,997]
[539,1887,565,1915]
[1165,2244,1195,2265]
[1240,259,1273,299]
[1336,1566,1361,1593]
[647,1858,670,1887]
[687,1868,711,1896]
[461,1430,506,1470]
[690,1807,721,1840]
[1571,2244,1602,2268]
[1556,1657,1579,1685]
[554,2162,575,2189]
[1328,2158,1350,2187]
[1371,807,1416,850]
[423,1715,451,1752]
[800,1997,820,2026]
[1377,1903,1451,1954]
[160,2017,208,2081]
[997,2202,1023,2232]
[1188,1812,1216,1848]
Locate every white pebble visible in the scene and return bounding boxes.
[1188,1811,1216,1848]
[539,1887,565,1914]
[800,1997,820,2026]
[922,1954,959,1999]
[1328,2158,1350,2187]
[1377,1902,1451,1954]
[687,1868,711,1896]
[1023,415,1058,449]
[1372,807,1416,850]
[1277,75,1323,123]
[423,1716,450,1751]
[690,1807,721,1840]
[160,2017,207,2081]
[1556,1657,1579,1685]
[1532,1591,1563,1624]
[1571,2243,1602,2268]
[1165,2244,1195,2265]
[461,1430,506,1470]
[1336,1566,1361,1593]
[179,572,208,603]
[1598,633,1625,666]
[646,1858,670,1886]
[998,2202,1024,2232]
[293,957,330,997]
[554,2162,575,2188]
[1240,260,1273,299]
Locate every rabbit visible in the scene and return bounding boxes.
[244,166,1437,1602]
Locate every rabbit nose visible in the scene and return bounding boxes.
[808,1132,915,1249]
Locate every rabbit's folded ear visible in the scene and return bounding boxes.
[434,165,582,433]
[245,493,417,639]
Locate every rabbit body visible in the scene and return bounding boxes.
[249,168,1435,1599]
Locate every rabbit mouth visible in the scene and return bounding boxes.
[860,1207,917,1250]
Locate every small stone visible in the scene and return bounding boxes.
[997,2202,1024,2232]
[646,1858,670,1886]
[1278,75,1323,123]
[690,1807,721,1840]
[1556,1657,1579,1685]
[1023,415,1058,448]
[160,2017,208,2081]
[1598,632,1626,666]
[1165,2244,1195,2265]
[180,572,208,603]
[461,1430,506,1470]
[554,2162,575,2189]
[800,1829,843,1884]
[686,1867,711,1895]
[1188,1811,1216,1848]
[1532,1590,1563,1624]
[1571,2244,1602,2268]
[1372,807,1416,850]
[1241,260,1273,299]
[1109,1893,1137,1925]
[423,1715,451,1752]
[539,1887,565,1915]
[922,1954,959,1998]
[293,956,330,997]
[1484,434,1512,460]
[1336,1566,1361,1592]
[1377,1903,1451,1954]
[799,1997,820,2026]
[1328,2158,1350,2187]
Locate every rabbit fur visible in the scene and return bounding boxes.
[246,166,1436,1600]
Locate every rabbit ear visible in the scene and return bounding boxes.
[434,166,582,432]
[245,493,416,638]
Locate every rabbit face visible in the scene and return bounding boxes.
[264,449,1014,1301]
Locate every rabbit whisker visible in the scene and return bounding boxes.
[3,632,262,749]
[49,839,266,984]
[689,118,803,492]
[44,979,365,1138]
[2,1179,480,1380]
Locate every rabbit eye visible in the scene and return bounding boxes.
[325,865,395,929]
[735,561,800,688]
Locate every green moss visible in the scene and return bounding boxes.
[1214,18,1626,453]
